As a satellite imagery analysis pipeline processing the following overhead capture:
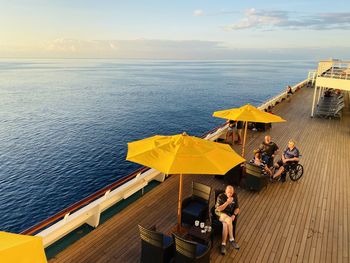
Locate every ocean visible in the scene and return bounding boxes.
[0,59,316,233]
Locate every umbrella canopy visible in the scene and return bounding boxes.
[127,133,245,175]
[126,133,245,229]
[0,231,47,263]
[213,104,286,123]
[213,104,286,157]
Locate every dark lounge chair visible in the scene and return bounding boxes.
[138,224,174,263]
[181,182,212,227]
[244,163,268,192]
[210,189,237,239]
[173,233,210,263]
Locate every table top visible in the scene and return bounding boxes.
[187,226,212,243]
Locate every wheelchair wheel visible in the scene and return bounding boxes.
[289,164,304,181]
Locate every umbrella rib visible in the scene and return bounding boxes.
[166,142,183,174]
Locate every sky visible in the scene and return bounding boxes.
[0,0,349,59]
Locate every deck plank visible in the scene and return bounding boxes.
[49,86,350,263]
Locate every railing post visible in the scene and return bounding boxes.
[311,86,318,117]
[317,86,323,105]
[63,213,70,222]
[331,65,334,78]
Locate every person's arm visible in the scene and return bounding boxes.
[216,194,232,212]
[287,149,299,162]
[273,144,279,157]
[264,165,273,176]
[258,143,264,152]
[290,148,299,162]
[285,156,299,162]
[282,152,286,163]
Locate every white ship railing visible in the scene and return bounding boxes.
[21,78,311,248]
[317,60,350,80]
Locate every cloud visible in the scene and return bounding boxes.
[224,9,350,31]
[45,38,119,53]
[193,9,239,17]
[193,9,204,17]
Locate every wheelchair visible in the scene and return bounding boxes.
[284,161,304,181]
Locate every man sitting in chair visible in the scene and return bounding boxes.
[273,140,300,182]
[258,135,279,168]
[215,185,240,255]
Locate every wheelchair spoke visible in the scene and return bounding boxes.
[289,164,304,181]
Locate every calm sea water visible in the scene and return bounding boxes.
[0,59,316,233]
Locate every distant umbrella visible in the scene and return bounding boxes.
[213,104,286,157]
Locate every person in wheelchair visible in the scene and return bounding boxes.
[273,140,300,182]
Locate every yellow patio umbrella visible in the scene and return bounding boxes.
[213,104,286,157]
[126,132,245,230]
[0,231,47,263]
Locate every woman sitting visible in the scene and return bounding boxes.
[249,150,273,177]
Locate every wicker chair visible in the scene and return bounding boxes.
[173,233,210,263]
[181,182,212,227]
[138,224,174,263]
[244,163,268,192]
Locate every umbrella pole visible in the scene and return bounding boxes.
[242,121,248,157]
[177,173,183,232]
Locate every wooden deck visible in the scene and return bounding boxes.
[49,87,350,263]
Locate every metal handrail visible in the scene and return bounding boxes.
[20,125,228,236]
[21,166,149,235]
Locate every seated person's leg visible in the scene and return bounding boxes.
[223,216,234,241]
[219,214,230,244]
[273,160,284,179]
[274,159,283,168]
[273,166,284,179]
[280,161,297,182]
[264,165,273,177]
[280,169,287,182]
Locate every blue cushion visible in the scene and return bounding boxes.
[196,243,208,256]
[163,235,173,248]
[183,201,205,217]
